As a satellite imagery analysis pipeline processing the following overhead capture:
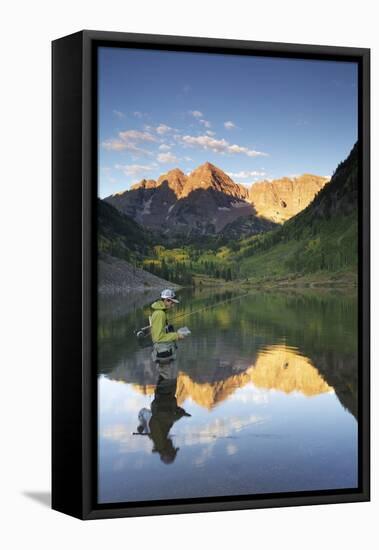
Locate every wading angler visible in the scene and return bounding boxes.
[150,289,189,365]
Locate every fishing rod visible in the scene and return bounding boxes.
[135,290,251,338]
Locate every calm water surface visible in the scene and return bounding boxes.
[98,287,358,503]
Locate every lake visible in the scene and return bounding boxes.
[97,286,358,504]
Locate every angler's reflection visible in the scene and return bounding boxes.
[136,363,191,464]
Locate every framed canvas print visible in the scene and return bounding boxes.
[52,30,370,520]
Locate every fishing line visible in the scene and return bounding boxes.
[135,290,252,337]
[171,290,251,323]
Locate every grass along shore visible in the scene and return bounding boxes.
[192,268,357,290]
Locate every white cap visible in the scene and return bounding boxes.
[161,288,179,303]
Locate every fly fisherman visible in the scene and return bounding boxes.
[150,289,185,365]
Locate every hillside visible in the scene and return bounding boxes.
[98,199,154,262]
[217,214,278,244]
[235,142,358,282]
[98,200,176,293]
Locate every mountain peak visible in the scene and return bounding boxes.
[184,161,248,199]
[157,167,188,196]
[130,178,157,191]
[124,162,245,198]
[200,161,217,169]
[190,161,224,175]
[167,167,186,175]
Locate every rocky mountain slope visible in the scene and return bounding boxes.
[248,174,329,223]
[105,162,327,239]
[98,252,179,295]
[218,215,278,243]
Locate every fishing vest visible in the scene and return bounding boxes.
[149,314,177,363]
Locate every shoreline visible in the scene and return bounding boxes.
[191,272,357,291]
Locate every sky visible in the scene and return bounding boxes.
[98,46,358,199]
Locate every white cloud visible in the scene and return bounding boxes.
[188,111,211,128]
[102,139,128,151]
[101,139,152,155]
[227,170,266,179]
[115,163,154,176]
[158,143,171,151]
[180,134,229,153]
[102,128,157,154]
[226,443,238,456]
[224,121,236,129]
[118,130,156,142]
[199,119,211,128]
[189,110,203,118]
[176,414,265,447]
[206,130,216,136]
[113,110,125,119]
[178,134,268,158]
[155,124,173,135]
[157,152,178,164]
[228,144,247,154]
[229,144,267,157]
[133,111,148,118]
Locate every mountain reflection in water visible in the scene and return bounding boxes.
[129,344,334,411]
[98,288,358,504]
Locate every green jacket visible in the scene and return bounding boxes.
[150,300,178,343]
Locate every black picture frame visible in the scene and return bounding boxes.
[52,29,370,520]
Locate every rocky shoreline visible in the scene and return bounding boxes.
[98,253,180,295]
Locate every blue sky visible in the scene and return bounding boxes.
[98,46,358,198]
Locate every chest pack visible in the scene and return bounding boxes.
[151,341,177,363]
